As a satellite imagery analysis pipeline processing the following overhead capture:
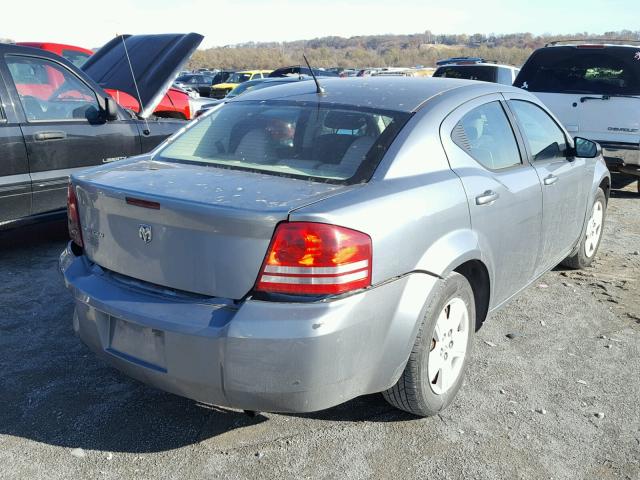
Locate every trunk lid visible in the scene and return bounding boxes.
[82,33,203,118]
[74,159,352,299]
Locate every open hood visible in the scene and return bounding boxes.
[82,33,203,118]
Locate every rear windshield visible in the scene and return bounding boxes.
[515,46,640,95]
[228,72,252,83]
[156,101,410,184]
[433,65,498,83]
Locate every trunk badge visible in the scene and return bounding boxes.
[138,224,153,244]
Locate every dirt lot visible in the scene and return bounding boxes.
[1,174,638,480]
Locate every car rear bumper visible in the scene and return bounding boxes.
[59,243,437,413]
[599,141,640,168]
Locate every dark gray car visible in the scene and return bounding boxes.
[174,74,214,97]
[60,77,610,417]
[0,33,202,228]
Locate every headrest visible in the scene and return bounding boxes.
[324,111,367,130]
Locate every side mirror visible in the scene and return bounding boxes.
[103,97,119,121]
[572,137,602,158]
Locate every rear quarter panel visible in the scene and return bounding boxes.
[289,105,477,285]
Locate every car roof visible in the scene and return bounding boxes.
[544,39,640,49]
[228,76,520,113]
[260,76,309,83]
[16,42,94,55]
[543,43,640,49]
[436,63,517,69]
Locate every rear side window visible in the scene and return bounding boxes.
[515,46,640,95]
[508,100,567,161]
[452,101,521,170]
[157,101,410,183]
[434,65,498,83]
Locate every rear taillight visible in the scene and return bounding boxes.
[256,222,372,295]
[67,182,83,247]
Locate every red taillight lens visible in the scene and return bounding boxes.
[256,222,372,295]
[67,182,83,247]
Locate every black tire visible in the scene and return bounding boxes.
[561,188,607,269]
[383,272,475,417]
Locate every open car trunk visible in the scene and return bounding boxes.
[74,159,351,299]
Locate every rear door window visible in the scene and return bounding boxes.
[157,101,410,183]
[451,101,522,170]
[515,46,640,95]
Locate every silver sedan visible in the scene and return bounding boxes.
[60,77,610,417]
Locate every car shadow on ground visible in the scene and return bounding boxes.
[0,217,69,250]
[0,221,415,454]
[2,361,413,454]
[610,172,638,199]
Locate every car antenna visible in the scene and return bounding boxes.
[303,54,325,95]
[119,34,151,135]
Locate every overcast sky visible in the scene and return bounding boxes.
[3,0,637,49]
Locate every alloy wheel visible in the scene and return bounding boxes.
[428,297,470,395]
[585,200,604,258]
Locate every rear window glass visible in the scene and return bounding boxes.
[228,72,252,83]
[515,46,640,95]
[156,101,410,184]
[434,65,498,83]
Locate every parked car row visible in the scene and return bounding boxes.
[171,65,341,100]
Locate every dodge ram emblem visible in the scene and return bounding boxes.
[138,224,153,244]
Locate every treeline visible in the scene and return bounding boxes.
[188,30,640,70]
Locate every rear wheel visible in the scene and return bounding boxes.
[383,272,475,417]
[561,188,606,269]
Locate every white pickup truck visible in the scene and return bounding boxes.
[515,40,640,193]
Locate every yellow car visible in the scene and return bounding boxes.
[210,70,272,99]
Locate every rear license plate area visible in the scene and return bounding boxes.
[107,316,167,372]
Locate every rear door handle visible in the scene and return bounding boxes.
[34,131,67,141]
[475,190,499,205]
[543,174,558,186]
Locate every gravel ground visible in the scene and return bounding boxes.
[1,174,639,480]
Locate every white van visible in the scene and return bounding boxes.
[515,40,640,192]
[433,57,520,85]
